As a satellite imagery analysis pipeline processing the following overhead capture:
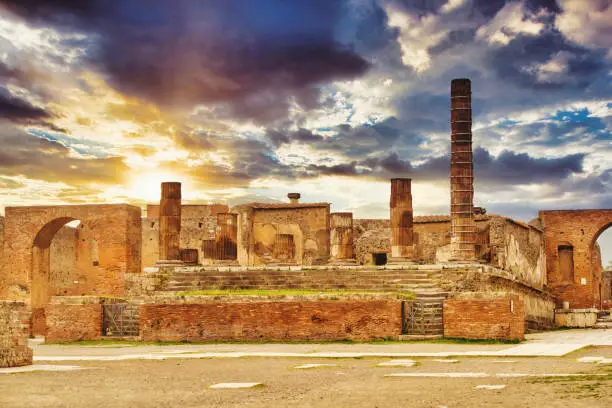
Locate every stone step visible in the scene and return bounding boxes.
[593,322,612,329]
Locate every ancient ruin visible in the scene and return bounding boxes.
[450,78,476,262]
[389,178,414,262]
[0,78,610,365]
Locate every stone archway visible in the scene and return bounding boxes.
[539,209,612,308]
[31,217,78,334]
[0,204,142,335]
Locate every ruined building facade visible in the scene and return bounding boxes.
[0,78,610,351]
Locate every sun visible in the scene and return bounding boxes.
[127,171,184,202]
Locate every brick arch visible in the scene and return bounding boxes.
[0,204,142,334]
[539,209,612,308]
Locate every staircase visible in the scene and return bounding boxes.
[160,265,448,335]
[594,310,612,329]
[399,268,447,337]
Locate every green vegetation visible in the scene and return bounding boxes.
[527,374,612,400]
[43,335,519,347]
[169,289,415,300]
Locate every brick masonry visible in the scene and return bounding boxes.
[539,210,612,308]
[443,295,525,340]
[45,303,102,342]
[0,301,33,367]
[0,204,141,335]
[140,299,402,342]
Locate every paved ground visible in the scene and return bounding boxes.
[1,329,611,407]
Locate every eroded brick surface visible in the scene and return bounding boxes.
[46,303,102,342]
[140,300,402,342]
[539,210,612,308]
[443,296,524,340]
[0,301,32,367]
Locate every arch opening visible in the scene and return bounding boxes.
[31,217,81,335]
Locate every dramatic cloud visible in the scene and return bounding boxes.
[0,86,51,121]
[0,0,610,265]
[0,0,371,123]
[0,122,129,185]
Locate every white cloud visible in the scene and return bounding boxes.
[385,5,448,72]
[557,0,612,54]
[476,1,545,46]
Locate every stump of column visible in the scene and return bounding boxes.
[157,182,183,265]
[450,78,476,262]
[330,212,356,265]
[389,178,415,263]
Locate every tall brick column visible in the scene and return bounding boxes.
[390,178,414,261]
[450,78,476,261]
[159,182,182,262]
[330,212,354,261]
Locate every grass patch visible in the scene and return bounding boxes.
[43,335,519,347]
[527,374,612,400]
[171,289,414,299]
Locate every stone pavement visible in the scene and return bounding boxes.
[29,329,611,362]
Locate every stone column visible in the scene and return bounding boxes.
[288,193,301,204]
[450,78,476,261]
[159,182,182,262]
[216,213,237,261]
[330,212,354,260]
[390,178,414,260]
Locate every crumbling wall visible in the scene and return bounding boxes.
[539,210,612,308]
[439,267,555,329]
[140,298,402,342]
[45,297,102,342]
[233,203,329,265]
[143,204,227,267]
[489,216,546,290]
[444,295,524,340]
[354,216,490,264]
[355,228,390,265]
[0,301,32,367]
[49,225,78,295]
[602,270,612,310]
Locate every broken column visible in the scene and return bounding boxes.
[288,193,301,204]
[450,78,476,261]
[390,178,414,261]
[330,212,354,262]
[158,182,182,263]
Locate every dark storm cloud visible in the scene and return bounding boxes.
[472,147,584,183]
[487,30,606,89]
[0,86,50,121]
[301,147,585,185]
[0,0,370,123]
[0,122,129,184]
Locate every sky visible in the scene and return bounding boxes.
[0,0,610,262]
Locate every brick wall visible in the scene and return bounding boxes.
[443,295,525,340]
[143,204,228,267]
[539,210,612,308]
[140,299,402,342]
[353,216,491,264]
[0,301,33,367]
[46,303,102,342]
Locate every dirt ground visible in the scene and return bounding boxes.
[1,346,611,407]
